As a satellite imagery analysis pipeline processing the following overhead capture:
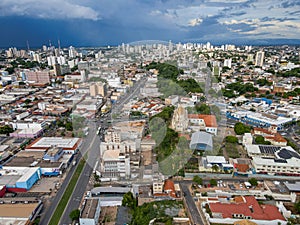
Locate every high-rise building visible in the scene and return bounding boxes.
[53,64,61,76]
[224,58,232,68]
[255,51,265,67]
[47,56,56,66]
[90,82,107,97]
[68,46,77,58]
[57,56,66,65]
[33,53,42,63]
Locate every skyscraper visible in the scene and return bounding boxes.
[255,51,265,67]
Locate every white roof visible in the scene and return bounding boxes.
[252,156,300,167]
[206,156,226,164]
[17,167,39,183]
[190,131,213,149]
[31,137,80,148]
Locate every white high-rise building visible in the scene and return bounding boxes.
[68,46,77,58]
[33,53,42,63]
[57,56,66,65]
[47,56,56,66]
[224,58,232,68]
[255,51,265,67]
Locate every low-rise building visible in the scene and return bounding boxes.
[188,114,218,135]
[80,199,101,225]
[207,196,286,225]
[25,137,82,154]
[100,150,130,178]
[0,200,42,225]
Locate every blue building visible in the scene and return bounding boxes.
[15,167,41,190]
[43,147,64,162]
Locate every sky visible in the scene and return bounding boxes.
[0,0,300,47]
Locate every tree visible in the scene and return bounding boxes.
[69,209,80,221]
[255,136,271,145]
[122,191,136,209]
[0,125,14,135]
[193,175,203,185]
[234,122,251,135]
[209,179,217,187]
[225,135,238,144]
[24,98,32,105]
[295,201,300,214]
[248,178,258,186]
[211,164,219,172]
[65,121,73,131]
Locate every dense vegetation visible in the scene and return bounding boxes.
[122,192,137,210]
[256,78,273,86]
[145,62,203,95]
[277,67,300,78]
[193,175,203,185]
[234,122,251,135]
[150,107,179,162]
[248,178,258,186]
[0,125,14,135]
[222,82,258,98]
[69,209,80,222]
[225,135,238,144]
[255,136,271,145]
[130,200,183,225]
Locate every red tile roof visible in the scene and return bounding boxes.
[234,164,249,173]
[164,180,177,198]
[209,196,285,221]
[188,114,217,127]
[265,133,287,143]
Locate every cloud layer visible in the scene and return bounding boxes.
[0,0,299,46]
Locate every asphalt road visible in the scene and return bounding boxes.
[180,182,204,225]
[41,77,148,225]
[39,154,80,225]
[39,122,101,225]
[59,122,101,225]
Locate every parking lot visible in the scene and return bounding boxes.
[29,177,63,193]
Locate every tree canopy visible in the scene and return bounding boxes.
[122,191,136,210]
[234,122,251,135]
[69,209,80,221]
[225,135,238,144]
[193,175,203,185]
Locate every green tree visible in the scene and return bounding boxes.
[0,125,14,135]
[69,209,80,221]
[65,121,73,131]
[248,178,258,186]
[211,164,219,172]
[255,136,271,145]
[234,122,251,135]
[193,175,203,185]
[209,179,217,187]
[122,191,136,209]
[24,99,32,105]
[225,135,238,143]
[295,201,300,214]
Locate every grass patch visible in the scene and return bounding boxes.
[48,158,86,225]
[225,143,240,158]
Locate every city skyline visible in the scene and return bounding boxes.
[0,0,300,47]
